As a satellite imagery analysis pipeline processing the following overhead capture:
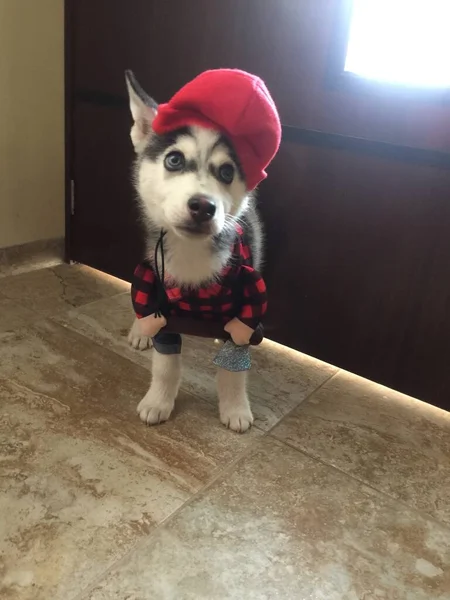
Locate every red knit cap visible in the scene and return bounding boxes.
[152,69,281,191]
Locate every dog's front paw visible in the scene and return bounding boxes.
[137,393,174,425]
[220,405,254,433]
[128,318,152,351]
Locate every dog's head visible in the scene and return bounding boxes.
[126,71,249,240]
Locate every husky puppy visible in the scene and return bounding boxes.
[125,70,279,432]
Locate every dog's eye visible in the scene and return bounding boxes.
[164,151,185,171]
[218,164,234,185]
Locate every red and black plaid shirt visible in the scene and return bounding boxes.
[132,225,267,330]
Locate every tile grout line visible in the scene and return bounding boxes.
[0,260,64,280]
[72,371,341,599]
[9,286,130,331]
[270,433,450,534]
[57,289,131,312]
[262,369,341,437]
[47,306,157,378]
[259,364,450,529]
[72,434,268,600]
[45,315,157,378]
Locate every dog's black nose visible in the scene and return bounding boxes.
[188,195,216,223]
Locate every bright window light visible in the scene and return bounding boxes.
[345,0,450,87]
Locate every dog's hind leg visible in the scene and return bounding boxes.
[216,368,253,433]
[137,341,182,425]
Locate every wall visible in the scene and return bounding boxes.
[0,0,64,249]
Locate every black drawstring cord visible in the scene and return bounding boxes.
[153,229,167,318]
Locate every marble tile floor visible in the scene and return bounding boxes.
[0,263,449,600]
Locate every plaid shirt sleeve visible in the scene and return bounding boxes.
[237,266,268,330]
[131,262,158,318]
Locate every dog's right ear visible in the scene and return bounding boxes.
[125,70,158,152]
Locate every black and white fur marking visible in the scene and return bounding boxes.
[126,70,264,432]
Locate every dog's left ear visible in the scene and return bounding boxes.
[125,70,157,152]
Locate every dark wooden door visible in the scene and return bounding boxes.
[67,0,450,409]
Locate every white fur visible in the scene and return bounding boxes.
[137,351,181,425]
[158,230,228,287]
[126,73,256,432]
[217,368,253,432]
[137,128,249,281]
